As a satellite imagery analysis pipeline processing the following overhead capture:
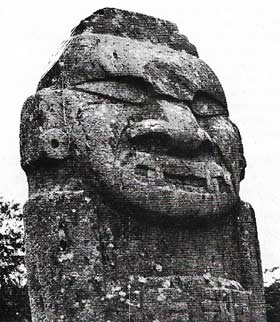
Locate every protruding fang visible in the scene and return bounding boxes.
[206,168,212,192]
[223,172,234,193]
[212,178,219,193]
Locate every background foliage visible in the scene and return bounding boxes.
[264,267,280,322]
[0,198,31,322]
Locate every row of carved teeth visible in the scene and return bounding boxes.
[135,165,229,193]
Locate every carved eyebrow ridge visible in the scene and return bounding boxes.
[72,81,227,118]
[73,80,151,104]
[72,86,147,105]
[73,85,193,110]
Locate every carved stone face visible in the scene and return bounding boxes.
[20,11,264,322]
[60,80,245,219]
[21,31,246,220]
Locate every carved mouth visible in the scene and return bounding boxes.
[132,153,233,193]
[116,130,234,194]
[163,172,207,190]
[136,165,207,192]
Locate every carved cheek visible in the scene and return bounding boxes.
[199,116,240,150]
[200,116,243,189]
[77,104,129,170]
[212,118,241,158]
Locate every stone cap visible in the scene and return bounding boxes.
[37,8,227,108]
[71,7,198,56]
[37,33,227,108]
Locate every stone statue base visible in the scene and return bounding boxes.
[24,184,266,322]
[101,275,253,322]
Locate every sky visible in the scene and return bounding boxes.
[0,0,279,271]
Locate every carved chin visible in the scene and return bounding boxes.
[105,174,238,220]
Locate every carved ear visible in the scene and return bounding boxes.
[228,120,246,182]
[237,130,246,182]
[38,128,70,161]
[20,90,71,171]
[239,154,247,181]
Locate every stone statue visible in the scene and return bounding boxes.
[20,8,266,322]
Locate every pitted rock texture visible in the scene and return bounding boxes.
[71,8,198,56]
[20,7,266,322]
[38,33,226,106]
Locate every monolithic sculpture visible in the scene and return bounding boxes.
[20,8,266,322]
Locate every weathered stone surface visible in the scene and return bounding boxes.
[71,8,198,56]
[38,34,226,107]
[20,7,266,322]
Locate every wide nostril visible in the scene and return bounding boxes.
[126,118,212,153]
[128,131,171,148]
[126,119,173,150]
[196,140,214,154]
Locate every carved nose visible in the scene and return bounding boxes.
[126,102,212,151]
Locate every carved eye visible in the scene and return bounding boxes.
[75,81,150,104]
[191,94,228,117]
